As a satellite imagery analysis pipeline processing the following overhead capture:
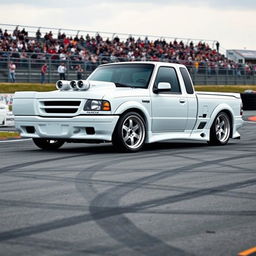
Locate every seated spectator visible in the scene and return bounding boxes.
[0,25,254,77]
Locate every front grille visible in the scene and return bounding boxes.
[44,101,80,106]
[39,100,82,115]
[45,108,78,114]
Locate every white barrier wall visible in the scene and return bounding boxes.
[0,94,14,126]
[0,94,14,106]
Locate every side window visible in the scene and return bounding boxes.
[180,67,194,94]
[154,67,181,94]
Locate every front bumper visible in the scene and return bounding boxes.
[15,115,119,141]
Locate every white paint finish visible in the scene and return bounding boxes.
[13,62,243,144]
[14,115,119,141]
[151,93,188,132]
[185,95,198,131]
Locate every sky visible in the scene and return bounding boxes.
[0,0,255,52]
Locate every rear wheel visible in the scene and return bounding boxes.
[33,138,65,150]
[208,112,231,145]
[112,112,146,152]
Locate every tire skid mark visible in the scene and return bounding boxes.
[0,146,178,176]
[88,153,256,256]
[1,172,256,245]
[0,153,88,175]
[78,152,196,256]
[3,152,256,185]
[136,209,256,217]
[0,213,94,242]
[217,191,256,200]
[0,199,88,212]
[122,177,256,212]
[74,148,212,202]
[0,135,254,255]
[4,237,125,256]
[0,153,255,251]
[75,152,162,202]
[0,152,161,242]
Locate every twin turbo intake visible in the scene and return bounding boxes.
[56,80,90,91]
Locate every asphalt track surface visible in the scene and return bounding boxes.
[0,121,256,256]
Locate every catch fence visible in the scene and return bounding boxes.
[0,53,256,85]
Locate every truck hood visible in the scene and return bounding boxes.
[14,81,149,99]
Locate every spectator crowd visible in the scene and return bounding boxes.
[0,25,256,76]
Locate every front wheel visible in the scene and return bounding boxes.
[33,138,65,150]
[112,112,146,152]
[208,112,231,146]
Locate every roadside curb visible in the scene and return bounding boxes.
[0,136,21,141]
[247,116,256,122]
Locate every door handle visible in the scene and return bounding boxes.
[179,99,186,104]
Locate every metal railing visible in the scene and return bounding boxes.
[3,23,248,85]
[0,53,256,85]
[0,23,219,51]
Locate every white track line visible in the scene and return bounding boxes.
[0,139,31,143]
[245,121,256,124]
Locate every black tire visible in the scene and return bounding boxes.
[33,138,65,150]
[208,111,231,146]
[112,112,146,152]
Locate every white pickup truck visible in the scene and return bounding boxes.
[13,62,243,152]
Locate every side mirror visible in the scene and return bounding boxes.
[154,82,171,93]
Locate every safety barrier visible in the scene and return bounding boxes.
[241,93,256,110]
[1,54,256,85]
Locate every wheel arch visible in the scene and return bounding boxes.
[112,106,148,152]
[114,102,151,132]
[220,109,233,138]
[209,104,234,138]
[120,108,147,126]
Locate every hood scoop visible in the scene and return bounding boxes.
[56,80,115,91]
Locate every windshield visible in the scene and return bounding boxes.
[88,63,154,88]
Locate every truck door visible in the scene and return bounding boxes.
[179,67,197,131]
[151,66,188,133]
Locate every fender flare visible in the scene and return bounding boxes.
[207,103,235,131]
[114,101,151,131]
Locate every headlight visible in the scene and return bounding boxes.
[84,100,111,111]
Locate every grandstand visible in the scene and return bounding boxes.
[0,24,256,85]
[227,50,256,65]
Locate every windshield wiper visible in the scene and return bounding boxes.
[115,82,135,88]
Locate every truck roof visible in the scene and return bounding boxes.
[100,61,186,69]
